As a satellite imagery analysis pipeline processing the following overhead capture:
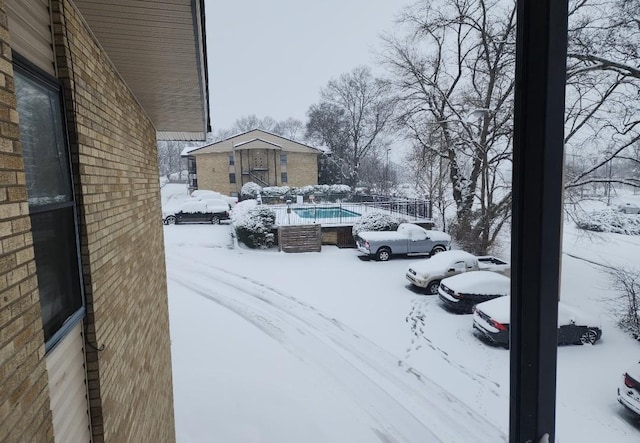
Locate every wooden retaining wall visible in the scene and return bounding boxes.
[278,224,322,253]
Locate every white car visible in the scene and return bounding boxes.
[406,250,480,294]
[438,271,510,313]
[618,202,640,215]
[618,361,640,417]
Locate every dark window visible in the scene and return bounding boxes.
[188,156,197,174]
[281,172,288,183]
[229,173,236,183]
[229,154,235,165]
[280,153,287,165]
[14,61,83,347]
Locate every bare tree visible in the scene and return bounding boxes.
[383,0,516,254]
[157,140,187,180]
[312,66,396,189]
[606,266,640,340]
[213,115,306,142]
[564,0,640,196]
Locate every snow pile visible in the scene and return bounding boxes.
[231,199,276,248]
[575,208,640,235]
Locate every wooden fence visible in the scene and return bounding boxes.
[278,224,322,253]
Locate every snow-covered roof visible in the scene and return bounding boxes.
[233,138,282,150]
[186,128,322,155]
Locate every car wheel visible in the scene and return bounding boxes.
[165,215,176,225]
[376,247,391,261]
[211,216,221,225]
[426,280,440,295]
[579,329,598,345]
[431,245,446,255]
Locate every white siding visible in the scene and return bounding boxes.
[6,0,55,76]
[45,321,92,443]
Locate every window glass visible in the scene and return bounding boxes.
[229,173,236,183]
[14,65,83,347]
[30,207,83,341]
[14,72,72,206]
[229,154,235,165]
[281,172,288,183]
[280,153,287,165]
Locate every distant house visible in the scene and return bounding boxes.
[186,129,321,196]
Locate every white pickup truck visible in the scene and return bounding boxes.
[355,223,452,261]
[406,250,510,294]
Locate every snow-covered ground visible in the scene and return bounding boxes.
[162,184,640,442]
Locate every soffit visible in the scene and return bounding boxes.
[73,0,209,141]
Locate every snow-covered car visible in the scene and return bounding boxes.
[438,271,510,313]
[191,189,237,207]
[406,251,510,295]
[406,250,480,295]
[618,202,640,215]
[472,296,602,348]
[355,223,451,261]
[618,361,640,417]
[163,201,230,225]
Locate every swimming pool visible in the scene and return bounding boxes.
[293,207,361,219]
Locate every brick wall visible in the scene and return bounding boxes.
[0,2,54,441]
[195,152,234,195]
[285,152,318,188]
[195,150,318,195]
[51,1,175,442]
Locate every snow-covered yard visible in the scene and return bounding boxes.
[163,184,640,442]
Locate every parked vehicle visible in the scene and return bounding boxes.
[472,296,602,347]
[163,201,229,225]
[618,361,640,417]
[406,250,510,295]
[618,202,640,214]
[356,223,451,261]
[438,271,510,313]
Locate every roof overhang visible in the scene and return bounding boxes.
[73,0,210,141]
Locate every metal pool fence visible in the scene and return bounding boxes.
[267,199,432,227]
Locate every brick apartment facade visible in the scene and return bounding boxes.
[0,1,208,441]
[187,129,320,196]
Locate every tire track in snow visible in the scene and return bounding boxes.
[167,253,506,443]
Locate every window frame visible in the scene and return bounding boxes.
[13,53,86,353]
[229,172,236,184]
[281,172,288,183]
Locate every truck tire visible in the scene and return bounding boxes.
[376,247,392,261]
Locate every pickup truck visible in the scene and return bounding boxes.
[355,223,451,261]
[406,250,510,295]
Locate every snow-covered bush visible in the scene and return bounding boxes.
[261,186,290,197]
[575,208,640,235]
[328,184,351,195]
[241,182,262,200]
[352,212,400,237]
[232,201,276,249]
[293,185,315,196]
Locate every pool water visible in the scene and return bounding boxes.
[293,207,361,219]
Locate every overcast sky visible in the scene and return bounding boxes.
[205,0,413,132]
